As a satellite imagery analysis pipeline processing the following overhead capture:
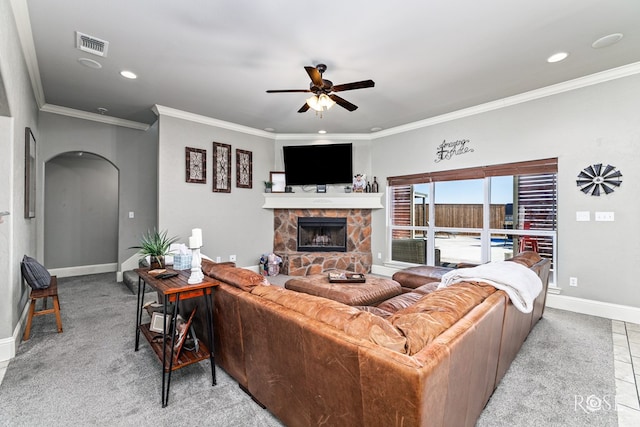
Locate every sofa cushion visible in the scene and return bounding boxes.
[353,305,394,319]
[506,251,542,268]
[392,266,453,290]
[251,285,408,354]
[376,292,425,314]
[201,258,236,274]
[203,262,269,292]
[390,283,496,355]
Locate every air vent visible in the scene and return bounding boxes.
[75,31,109,57]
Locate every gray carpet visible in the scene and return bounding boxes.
[0,273,617,426]
[478,308,617,426]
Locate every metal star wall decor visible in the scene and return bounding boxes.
[576,163,622,196]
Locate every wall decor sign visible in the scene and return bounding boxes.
[185,147,206,184]
[576,163,622,196]
[434,139,474,163]
[236,149,252,189]
[212,142,232,193]
[24,127,36,218]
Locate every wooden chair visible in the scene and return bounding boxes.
[23,276,63,341]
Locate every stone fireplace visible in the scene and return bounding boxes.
[273,208,372,276]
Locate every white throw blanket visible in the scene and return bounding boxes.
[438,261,542,313]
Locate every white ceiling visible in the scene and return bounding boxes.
[19,0,640,134]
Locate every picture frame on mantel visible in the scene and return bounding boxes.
[24,127,36,218]
[185,147,206,184]
[212,142,231,193]
[236,149,252,189]
[270,171,286,193]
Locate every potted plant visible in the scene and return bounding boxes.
[264,181,273,193]
[130,228,179,269]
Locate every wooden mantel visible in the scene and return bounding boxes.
[262,192,383,210]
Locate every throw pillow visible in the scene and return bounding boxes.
[21,255,52,290]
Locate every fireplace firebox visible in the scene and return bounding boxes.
[297,217,347,252]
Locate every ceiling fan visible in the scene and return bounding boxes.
[266,64,375,113]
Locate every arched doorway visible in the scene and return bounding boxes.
[44,151,119,272]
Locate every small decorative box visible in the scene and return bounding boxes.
[173,254,193,270]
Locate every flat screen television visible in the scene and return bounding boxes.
[283,143,353,186]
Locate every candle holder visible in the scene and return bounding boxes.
[188,246,204,284]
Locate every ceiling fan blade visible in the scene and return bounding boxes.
[305,66,324,87]
[332,80,375,92]
[297,103,310,113]
[266,89,311,93]
[329,94,358,111]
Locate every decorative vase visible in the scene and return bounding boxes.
[150,255,164,269]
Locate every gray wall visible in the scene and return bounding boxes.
[38,113,158,268]
[0,0,40,343]
[156,114,275,267]
[370,73,640,308]
[44,153,118,268]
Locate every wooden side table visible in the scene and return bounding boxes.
[134,268,220,407]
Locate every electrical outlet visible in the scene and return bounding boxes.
[569,277,578,287]
[595,211,614,221]
[377,252,382,260]
[215,256,221,263]
[229,254,237,262]
[128,211,134,218]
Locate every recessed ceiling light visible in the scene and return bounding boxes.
[318,130,327,134]
[370,127,383,132]
[592,33,623,49]
[547,52,568,63]
[120,70,137,79]
[77,57,102,69]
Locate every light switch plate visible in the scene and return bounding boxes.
[576,211,590,221]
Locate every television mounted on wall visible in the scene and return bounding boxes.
[282,143,353,186]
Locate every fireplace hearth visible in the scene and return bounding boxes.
[297,217,347,252]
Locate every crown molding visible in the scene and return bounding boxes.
[40,104,150,130]
[152,105,276,139]
[370,61,640,139]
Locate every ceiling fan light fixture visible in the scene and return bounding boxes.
[307,94,335,112]
[306,95,320,111]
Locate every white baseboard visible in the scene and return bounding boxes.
[371,264,398,277]
[546,294,640,324]
[48,263,117,278]
[0,298,31,362]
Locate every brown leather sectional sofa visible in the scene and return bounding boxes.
[196,251,550,427]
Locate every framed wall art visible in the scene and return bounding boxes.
[270,171,286,193]
[185,147,206,184]
[24,127,36,218]
[236,149,252,189]
[212,142,232,193]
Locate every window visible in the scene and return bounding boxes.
[388,159,557,283]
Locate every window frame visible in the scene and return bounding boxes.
[387,159,557,285]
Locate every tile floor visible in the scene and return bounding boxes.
[1,318,639,426]
[613,320,640,426]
